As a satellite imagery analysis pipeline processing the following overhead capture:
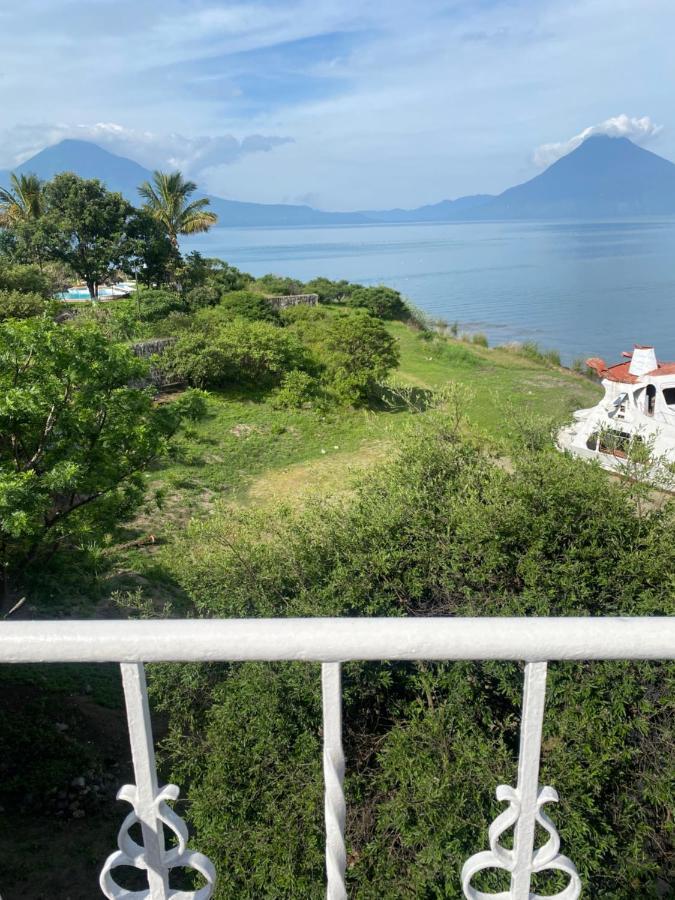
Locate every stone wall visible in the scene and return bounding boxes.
[131,338,180,390]
[266,293,319,310]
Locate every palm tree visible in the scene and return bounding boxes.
[0,173,44,227]
[138,171,217,248]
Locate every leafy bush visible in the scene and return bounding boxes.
[471,331,489,347]
[507,341,562,368]
[184,284,222,311]
[137,288,186,322]
[219,290,280,324]
[0,263,51,298]
[283,306,399,404]
[304,277,360,303]
[0,318,205,584]
[255,273,305,296]
[151,423,674,898]
[272,370,318,409]
[164,318,311,389]
[346,285,409,320]
[0,289,50,321]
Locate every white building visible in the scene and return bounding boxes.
[558,345,675,480]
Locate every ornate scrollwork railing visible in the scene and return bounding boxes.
[99,664,216,900]
[0,616,673,898]
[461,663,581,900]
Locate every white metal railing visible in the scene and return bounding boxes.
[1,616,673,899]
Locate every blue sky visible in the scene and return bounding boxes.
[1,0,674,209]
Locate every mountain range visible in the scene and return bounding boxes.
[2,134,675,226]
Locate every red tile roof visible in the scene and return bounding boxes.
[586,356,675,384]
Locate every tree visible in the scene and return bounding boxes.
[346,285,409,320]
[42,174,133,299]
[255,273,305,296]
[0,318,205,590]
[138,171,217,248]
[305,277,359,303]
[0,173,43,227]
[126,209,180,287]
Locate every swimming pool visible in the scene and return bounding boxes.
[56,282,135,301]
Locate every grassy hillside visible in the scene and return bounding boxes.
[139,323,600,526]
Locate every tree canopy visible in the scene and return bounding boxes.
[0,317,205,586]
[138,171,217,248]
[42,174,133,298]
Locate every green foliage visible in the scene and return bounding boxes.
[136,287,186,322]
[184,283,222,311]
[180,254,254,296]
[346,284,409,320]
[138,170,217,245]
[255,273,305,296]
[218,290,280,323]
[471,331,489,347]
[283,306,400,404]
[152,423,674,898]
[0,318,204,582]
[0,289,50,321]
[41,173,133,298]
[126,208,179,286]
[164,318,311,389]
[304,277,359,303]
[0,262,51,297]
[272,369,319,409]
[508,341,562,368]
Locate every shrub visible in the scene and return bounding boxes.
[272,370,319,409]
[185,284,222,311]
[151,424,674,898]
[0,263,51,298]
[0,318,205,583]
[284,307,400,404]
[510,341,562,368]
[471,332,489,347]
[137,288,186,322]
[255,273,305,296]
[346,285,409,320]
[0,289,50,321]
[219,290,280,324]
[164,318,311,389]
[304,277,360,303]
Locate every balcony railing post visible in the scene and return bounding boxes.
[322,662,347,900]
[511,661,547,899]
[120,663,170,898]
[461,661,581,899]
[100,663,216,899]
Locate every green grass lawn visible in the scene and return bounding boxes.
[135,324,600,533]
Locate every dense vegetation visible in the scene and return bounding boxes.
[146,422,674,898]
[0,169,672,898]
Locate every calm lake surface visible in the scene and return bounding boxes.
[184,220,675,364]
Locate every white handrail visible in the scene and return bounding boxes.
[1,616,672,900]
[0,616,673,662]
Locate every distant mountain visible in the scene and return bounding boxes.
[465,135,675,220]
[8,140,151,198]
[359,195,494,223]
[0,139,368,227]
[3,135,675,226]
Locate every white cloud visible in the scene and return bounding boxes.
[533,115,663,168]
[2,123,293,176]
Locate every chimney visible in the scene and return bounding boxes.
[628,346,657,377]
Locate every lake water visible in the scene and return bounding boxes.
[183,220,675,365]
